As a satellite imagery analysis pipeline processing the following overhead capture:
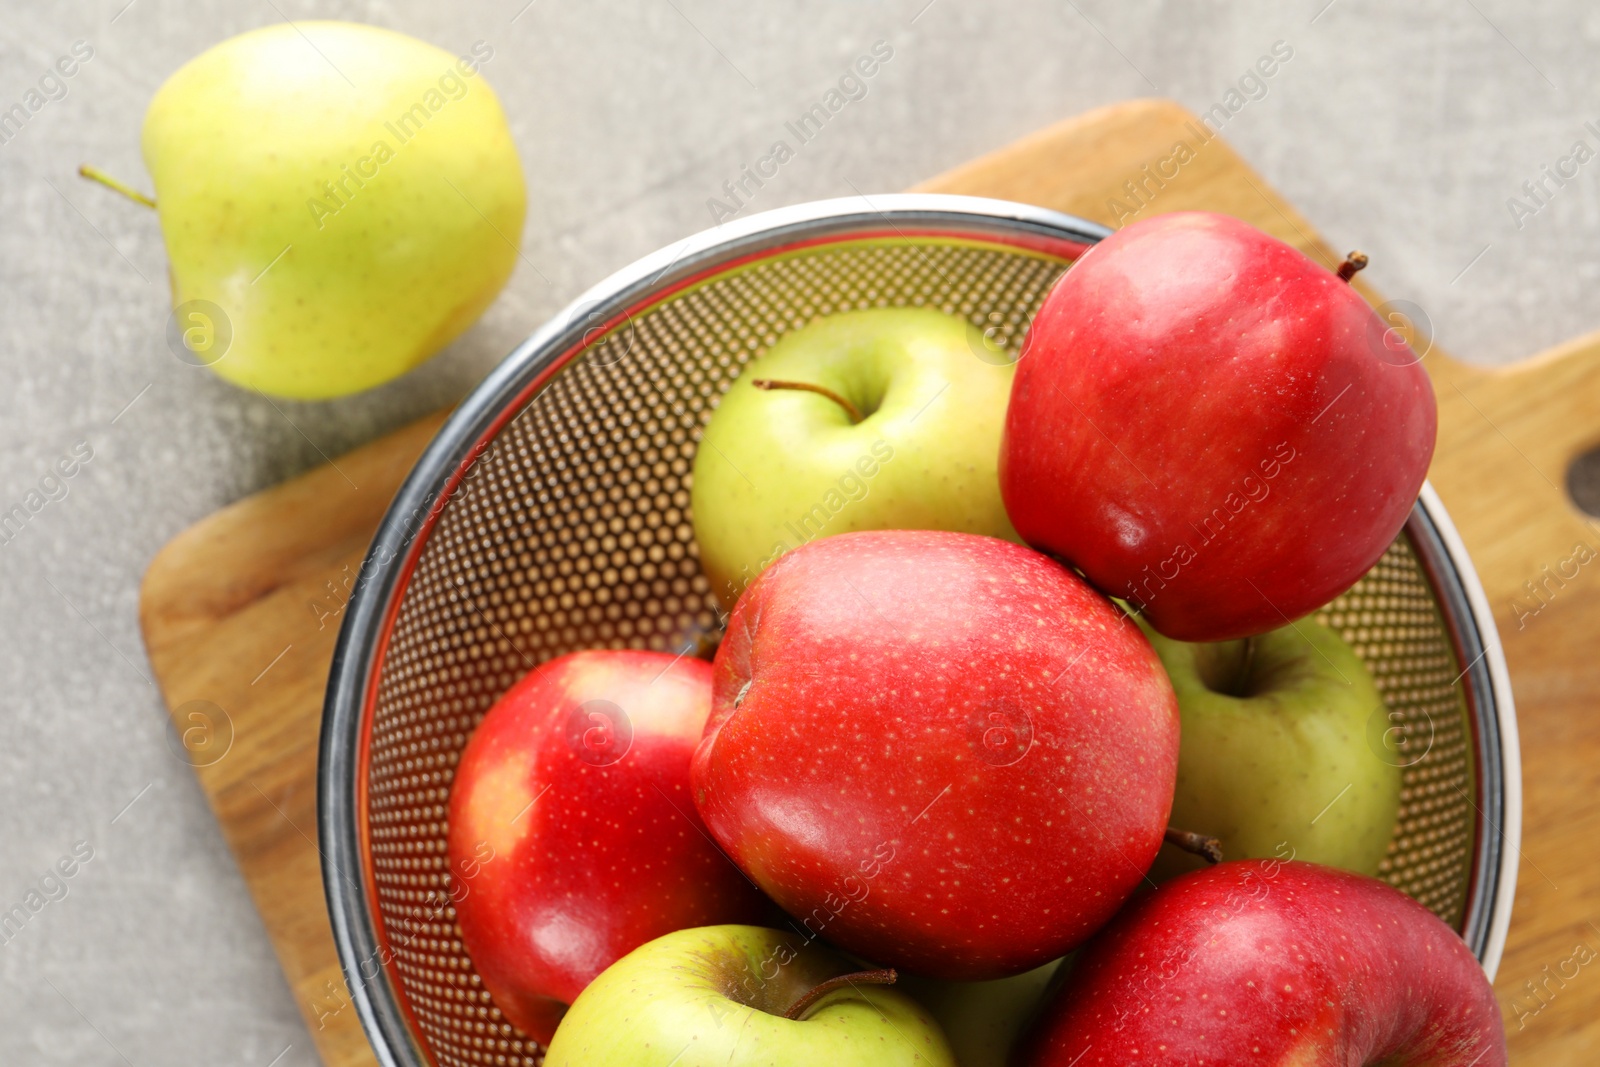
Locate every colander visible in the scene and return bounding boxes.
[318,194,1521,1067]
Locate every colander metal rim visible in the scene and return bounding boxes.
[1411,482,1521,978]
[317,194,1519,1067]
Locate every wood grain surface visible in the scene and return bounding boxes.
[139,98,1600,1064]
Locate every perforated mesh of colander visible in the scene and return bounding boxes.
[333,214,1498,1067]
[1317,537,1476,921]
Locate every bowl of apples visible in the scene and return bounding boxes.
[319,195,1519,1067]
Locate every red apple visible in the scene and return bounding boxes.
[1020,859,1506,1066]
[1000,211,1436,641]
[691,529,1180,980]
[448,649,772,1044]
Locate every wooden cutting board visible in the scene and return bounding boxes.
[139,98,1600,1065]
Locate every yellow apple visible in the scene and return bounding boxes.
[1138,616,1402,881]
[691,307,1020,607]
[140,22,526,398]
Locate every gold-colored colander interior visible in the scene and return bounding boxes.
[355,235,1479,1066]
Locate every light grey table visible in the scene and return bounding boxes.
[0,1,1595,1063]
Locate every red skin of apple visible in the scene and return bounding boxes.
[1021,860,1506,1067]
[1000,211,1437,641]
[691,530,1180,980]
[447,649,772,1045]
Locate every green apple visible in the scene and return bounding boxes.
[138,22,525,398]
[897,959,1063,1067]
[543,925,956,1066]
[691,307,1018,607]
[1139,616,1401,881]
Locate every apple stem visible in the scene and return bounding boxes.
[77,165,157,209]
[1165,827,1224,864]
[782,968,898,1021]
[1233,636,1256,696]
[751,378,863,424]
[1336,251,1368,282]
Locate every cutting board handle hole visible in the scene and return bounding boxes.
[1565,445,1600,517]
